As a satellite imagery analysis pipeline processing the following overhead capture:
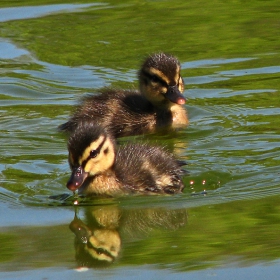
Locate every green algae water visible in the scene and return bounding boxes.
[0,1,279,279]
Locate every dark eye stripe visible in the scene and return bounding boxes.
[142,70,168,87]
[82,136,107,167]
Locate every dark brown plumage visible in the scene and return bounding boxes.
[59,53,188,137]
[67,121,187,197]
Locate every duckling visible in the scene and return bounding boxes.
[67,121,186,197]
[69,215,121,263]
[59,53,188,137]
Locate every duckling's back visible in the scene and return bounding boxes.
[59,89,161,137]
[114,143,186,194]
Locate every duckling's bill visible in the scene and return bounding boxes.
[166,85,186,105]
[67,166,89,192]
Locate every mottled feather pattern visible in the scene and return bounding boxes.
[60,90,158,137]
[115,143,186,194]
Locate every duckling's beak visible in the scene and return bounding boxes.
[69,216,91,243]
[67,166,89,192]
[165,85,186,105]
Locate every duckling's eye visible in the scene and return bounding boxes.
[150,75,161,83]
[90,150,99,158]
[96,248,106,255]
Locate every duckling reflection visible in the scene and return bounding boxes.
[69,206,121,265]
[69,205,187,267]
[59,53,188,137]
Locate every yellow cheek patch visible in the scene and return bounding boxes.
[83,137,115,175]
[178,76,184,93]
[174,66,180,85]
[79,135,106,164]
[84,158,99,174]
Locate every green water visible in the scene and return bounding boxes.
[0,1,279,279]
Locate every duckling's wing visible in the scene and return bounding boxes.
[114,144,186,194]
[58,91,118,132]
[58,90,157,137]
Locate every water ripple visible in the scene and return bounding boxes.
[0,3,108,22]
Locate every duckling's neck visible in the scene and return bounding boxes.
[170,103,189,126]
[78,170,124,197]
[156,103,188,127]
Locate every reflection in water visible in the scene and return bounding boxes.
[69,205,187,267]
[69,206,121,265]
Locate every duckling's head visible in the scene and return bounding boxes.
[139,53,186,107]
[67,122,116,192]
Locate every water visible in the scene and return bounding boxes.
[0,1,279,279]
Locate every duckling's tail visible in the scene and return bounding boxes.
[177,160,189,176]
[177,160,187,167]
[58,121,71,132]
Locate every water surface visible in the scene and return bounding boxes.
[0,1,279,279]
